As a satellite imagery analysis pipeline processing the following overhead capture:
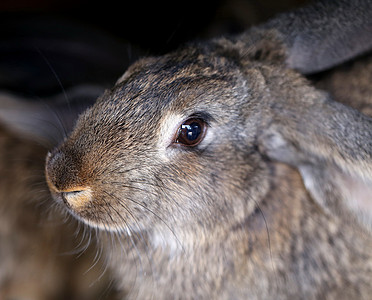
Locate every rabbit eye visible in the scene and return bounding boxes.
[174,118,207,147]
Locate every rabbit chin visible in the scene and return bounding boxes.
[66,207,183,254]
[68,209,137,235]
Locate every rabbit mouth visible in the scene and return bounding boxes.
[48,185,150,234]
[50,189,136,233]
[54,188,93,210]
[45,166,93,210]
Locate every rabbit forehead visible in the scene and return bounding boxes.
[89,53,247,127]
[68,44,257,166]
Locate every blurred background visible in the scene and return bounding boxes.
[0,0,310,98]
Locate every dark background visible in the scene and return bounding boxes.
[0,0,310,97]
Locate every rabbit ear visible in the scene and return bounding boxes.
[259,91,372,230]
[262,0,372,74]
[0,85,102,147]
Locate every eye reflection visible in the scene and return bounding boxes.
[174,118,207,147]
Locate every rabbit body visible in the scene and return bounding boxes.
[44,1,372,299]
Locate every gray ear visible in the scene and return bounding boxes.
[263,0,372,74]
[259,90,372,231]
[0,85,103,147]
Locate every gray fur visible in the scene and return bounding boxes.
[263,0,372,73]
[41,0,372,299]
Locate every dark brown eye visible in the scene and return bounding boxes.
[174,118,207,147]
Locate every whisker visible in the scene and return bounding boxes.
[108,204,146,274]
[107,177,189,222]
[102,181,158,198]
[253,199,279,290]
[104,185,184,255]
[84,208,116,286]
[102,191,147,243]
[112,203,157,271]
[33,48,77,141]
[35,47,70,110]
[85,236,104,275]
[39,100,68,141]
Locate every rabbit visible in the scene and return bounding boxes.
[0,89,121,300]
[40,0,372,299]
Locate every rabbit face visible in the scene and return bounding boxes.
[45,45,281,239]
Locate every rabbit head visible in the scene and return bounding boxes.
[45,47,273,235]
[43,0,372,298]
[45,3,372,234]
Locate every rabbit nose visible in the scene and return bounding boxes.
[45,149,92,209]
[60,188,93,209]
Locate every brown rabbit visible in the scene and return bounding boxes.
[0,89,120,300]
[42,0,372,299]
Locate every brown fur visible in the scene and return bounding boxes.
[45,1,372,299]
[0,125,118,300]
[315,54,372,114]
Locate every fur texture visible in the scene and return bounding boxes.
[0,125,118,300]
[43,0,372,299]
